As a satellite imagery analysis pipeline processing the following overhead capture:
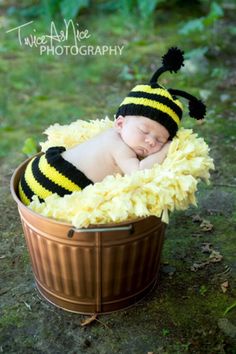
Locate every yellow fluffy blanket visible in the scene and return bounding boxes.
[29,117,214,227]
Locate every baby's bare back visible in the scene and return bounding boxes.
[61,128,129,182]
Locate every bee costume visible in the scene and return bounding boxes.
[19,146,93,205]
[19,47,206,206]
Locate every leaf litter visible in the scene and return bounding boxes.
[192,214,214,232]
[191,246,223,272]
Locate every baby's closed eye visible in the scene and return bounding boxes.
[139,127,148,134]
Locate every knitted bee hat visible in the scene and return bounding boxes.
[116,47,206,138]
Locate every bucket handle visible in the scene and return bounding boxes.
[67,224,134,238]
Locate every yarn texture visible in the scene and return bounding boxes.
[29,118,214,227]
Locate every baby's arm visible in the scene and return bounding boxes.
[114,142,171,175]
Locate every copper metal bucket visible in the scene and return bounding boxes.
[10,156,166,314]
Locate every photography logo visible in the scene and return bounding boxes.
[6,19,124,56]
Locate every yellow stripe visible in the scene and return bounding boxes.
[132,85,171,97]
[131,85,183,110]
[19,181,31,205]
[24,158,53,200]
[121,96,180,125]
[38,155,81,192]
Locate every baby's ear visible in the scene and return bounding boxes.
[114,115,125,131]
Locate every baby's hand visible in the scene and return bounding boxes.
[139,141,171,170]
[161,141,171,154]
[156,141,171,164]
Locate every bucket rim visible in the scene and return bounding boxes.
[10,154,147,229]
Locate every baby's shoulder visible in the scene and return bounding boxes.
[105,128,135,158]
[110,128,125,143]
[103,128,123,145]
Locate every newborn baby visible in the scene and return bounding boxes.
[62,115,171,182]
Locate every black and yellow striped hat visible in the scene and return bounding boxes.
[116,47,206,138]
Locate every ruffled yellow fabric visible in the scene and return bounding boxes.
[40,116,114,151]
[29,118,214,227]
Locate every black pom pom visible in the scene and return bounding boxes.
[162,47,185,73]
[189,99,206,120]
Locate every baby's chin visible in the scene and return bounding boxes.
[136,151,150,159]
[140,152,149,158]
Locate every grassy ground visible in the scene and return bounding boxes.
[1,2,236,353]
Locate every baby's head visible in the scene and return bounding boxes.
[115,47,206,156]
[115,115,169,157]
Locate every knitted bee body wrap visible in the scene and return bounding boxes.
[19,146,93,205]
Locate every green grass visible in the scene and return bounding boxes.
[3,9,233,162]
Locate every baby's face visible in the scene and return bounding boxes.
[115,115,170,157]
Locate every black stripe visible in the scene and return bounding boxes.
[31,155,74,197]
[116,104,178,138]
[127,91,183,118]
[45,147,94,189]
[20,172,35,201]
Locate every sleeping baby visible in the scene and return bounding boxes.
[19,47,206,205]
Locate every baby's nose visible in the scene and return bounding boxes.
[145,136,156,147]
